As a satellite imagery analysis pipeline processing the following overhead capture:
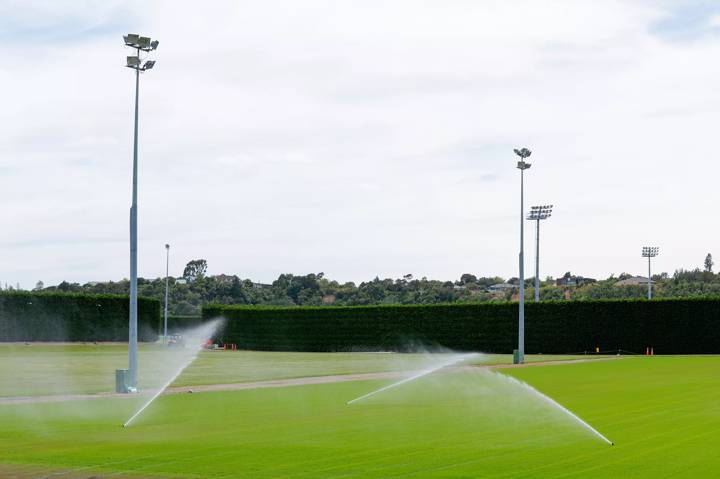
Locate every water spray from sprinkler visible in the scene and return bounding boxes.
[122,319,223,427]
[347,353,479,405]
[495,372,614,446]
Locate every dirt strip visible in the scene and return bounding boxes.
[0,356,619,406]
[162,357,620,395]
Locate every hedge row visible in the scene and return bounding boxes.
[202,298,720,353]
[0,291,161,342]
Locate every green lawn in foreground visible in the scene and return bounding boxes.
[1,356,718,478]
[0,344,595,397]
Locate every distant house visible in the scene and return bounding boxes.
[615,276,652,286]
[175,278,187,285]
[322,294,336,304]
[212,274,236,284]
[253,282,272,289]
[556,272,596,287]
[487,283,517,293]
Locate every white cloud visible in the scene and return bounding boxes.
[1,0,719,288]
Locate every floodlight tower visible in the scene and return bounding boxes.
[514,147,532,364]
[163,244,170,344]
[527,205,553,302]
[124,33,158,390]
[642,246,659,299]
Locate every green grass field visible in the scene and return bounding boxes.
[0,344,589,397]
[0,346,718,478]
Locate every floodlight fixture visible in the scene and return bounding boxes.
[124,34,158,73]
[527,204,553,221]
[642,246,659,258]
[514,148,532,159]
[138,36,151,49]
[514,148,532,170]
[124,33,140,46]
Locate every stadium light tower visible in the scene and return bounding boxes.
[642,246,659,300]
[514,147,532,364]
[163,244,170,344]
[124,33,158,391]
[527,205,553,302]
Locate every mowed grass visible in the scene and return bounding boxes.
[0,354,718,478]
[0,343,592,397]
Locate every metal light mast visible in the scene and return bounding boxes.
[513,147,532,364]
[527,205,553,302]
[641,246,659,299]
[123,33,158,391]
[163,244,170,344]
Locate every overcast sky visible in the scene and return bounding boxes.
[2,0,720,288]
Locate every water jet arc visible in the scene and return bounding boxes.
[122,319,222,427]
[347,353,478,405]
[497,372,614,446]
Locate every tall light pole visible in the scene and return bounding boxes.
[514,147,531,364]
[163,244,170,344]
[642,246,659,299]
[124,33,158,390]
[527,205,553,302]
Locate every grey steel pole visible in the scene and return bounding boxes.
[518,168,525,363]
[128,48,140,389]
[648,256,652,300]
[534,218,540,302]
[163,244,170,343]
[513,149,531,364]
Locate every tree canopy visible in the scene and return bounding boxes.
[30,259,720,315]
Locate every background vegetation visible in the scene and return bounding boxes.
[14,256,720,316]
[204,298,720,354]
[0,291,160,342]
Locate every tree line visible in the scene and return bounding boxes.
[23,254,720,315]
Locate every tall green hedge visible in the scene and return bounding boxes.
[0,291,160,342]
[203,298,720,353]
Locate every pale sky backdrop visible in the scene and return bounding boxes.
[2,0,720,288]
